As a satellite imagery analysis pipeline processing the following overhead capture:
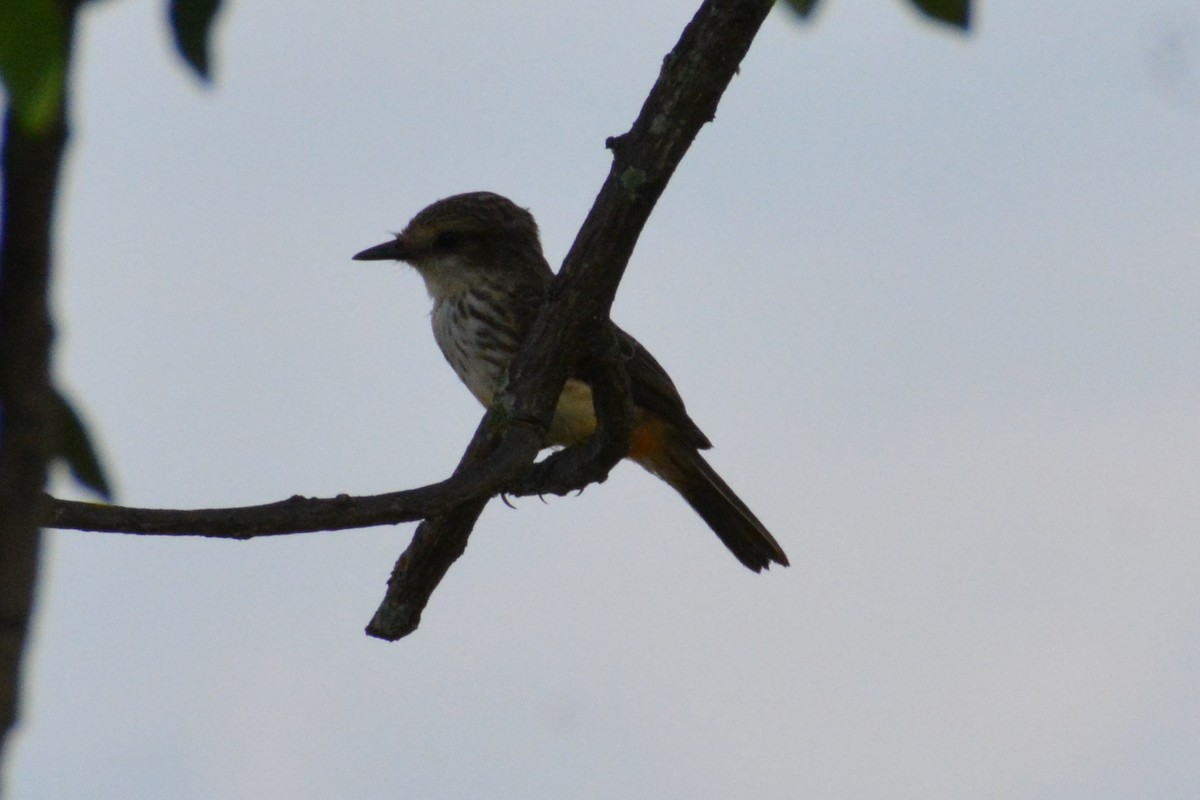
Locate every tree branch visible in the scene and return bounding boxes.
[39,0,776,642]
[364,325,637,640]
[43,419,544,536]
[507,325,635,497]
[367,0,775,639]
[0,0,81,766]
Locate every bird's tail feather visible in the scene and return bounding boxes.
[637,443,789,572]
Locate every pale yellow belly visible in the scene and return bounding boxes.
[546,378,598,446]
[468,376,599,447]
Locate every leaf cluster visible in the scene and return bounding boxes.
[1,0,223,497]
[0,0,221,133]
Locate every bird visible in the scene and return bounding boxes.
[353,192,788,571]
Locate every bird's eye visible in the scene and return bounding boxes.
[432,231,463,252]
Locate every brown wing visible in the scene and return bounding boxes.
[611,323,712,450]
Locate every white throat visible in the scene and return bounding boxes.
[413,253,480,301]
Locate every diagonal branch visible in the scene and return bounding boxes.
[507,324,636,498]
[367,0,776,639]
[39,0,777,642]
[364,324,638,640]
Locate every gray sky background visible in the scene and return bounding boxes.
[8,0,1200,797]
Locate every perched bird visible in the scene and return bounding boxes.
[353,192,788,571]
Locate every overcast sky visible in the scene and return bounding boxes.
[8,0,1200,797]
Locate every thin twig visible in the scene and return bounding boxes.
[43,419,544,537]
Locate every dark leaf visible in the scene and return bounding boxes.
[781,0,821,19]
[0,0,67,133]
[906,0,971,30]
[168,0,222,81]
[51,388,112,500]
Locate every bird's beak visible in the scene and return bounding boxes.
[352,237,408,262]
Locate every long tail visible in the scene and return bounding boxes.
[636,441,789,572]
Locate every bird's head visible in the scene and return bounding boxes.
[353,192,548,299]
